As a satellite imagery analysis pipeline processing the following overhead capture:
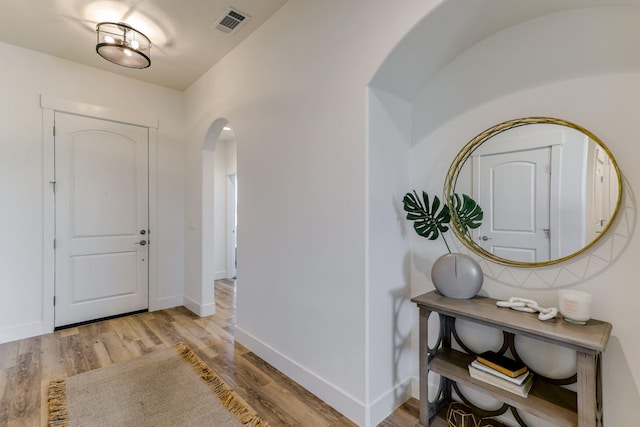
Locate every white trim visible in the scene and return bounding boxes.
[148,127,159,311]
[40,95,158,129]
[153,295,185,311]
[412,376,420,399]
[235,326,367,426]
[0,321,48,344]
[368,376,414,426]
[184,295,215,317]
[42,108,55,336]
[226,174,237,279]
[364,87,372,426]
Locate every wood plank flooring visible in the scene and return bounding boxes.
[0,279,419,426]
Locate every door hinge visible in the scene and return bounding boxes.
[53,296,56,306]
[53,125,56,137]
[53,239,56,249]
[50,181,56,192]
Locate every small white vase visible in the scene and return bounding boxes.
[431,253,484,299]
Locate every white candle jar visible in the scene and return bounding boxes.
[558,290,592,324]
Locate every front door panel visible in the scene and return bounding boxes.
[54,113,149,327]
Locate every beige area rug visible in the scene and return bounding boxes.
[47,343,270,427]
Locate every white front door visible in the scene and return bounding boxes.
[54,113,149,327]
[473,147,551,263]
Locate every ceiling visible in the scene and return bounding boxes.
[0,0,288,91]
[371,0,640,101]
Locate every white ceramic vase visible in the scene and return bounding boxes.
[431,253,484,299]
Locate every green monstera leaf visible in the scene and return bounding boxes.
[402,191,450,241]
[451,193,484,238]
[403,190,483,253]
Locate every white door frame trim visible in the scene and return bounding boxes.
[226,173,237,279]
[41,95,159,334]
[41,95,158,128]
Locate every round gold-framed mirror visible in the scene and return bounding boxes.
[444,117,622,267]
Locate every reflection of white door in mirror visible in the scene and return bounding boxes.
[446,117,622,267]
[458,124,596,262]
[473,147,551,262]
[591,147,620,236]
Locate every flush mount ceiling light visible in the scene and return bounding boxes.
[96,22,151,69]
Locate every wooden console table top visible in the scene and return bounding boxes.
[411,291,612,353]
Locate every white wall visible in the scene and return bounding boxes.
[0,42,185,343]
[183,1,437,425]
[367,88,414,421]
[380,4,640,425]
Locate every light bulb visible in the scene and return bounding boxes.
[104,35,115,44]
[124,49,133,57]
[130,40,140,50]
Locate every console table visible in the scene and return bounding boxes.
[411,291,612,427]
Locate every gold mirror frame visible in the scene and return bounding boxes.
[444,116,623,267]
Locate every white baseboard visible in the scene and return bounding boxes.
[412,375,420,398]
[368,376,414,426]
[183,295,215,317]
[236,326,413,427]
[214,271,228,280]
[0,321,49,345]
[150,294,184,312]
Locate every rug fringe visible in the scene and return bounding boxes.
[176,343,271,427]
[47,377,69,427]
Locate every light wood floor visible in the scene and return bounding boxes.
[0,279,419,426]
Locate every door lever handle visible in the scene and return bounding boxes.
[479,235,492,241]
[134,240,147,246]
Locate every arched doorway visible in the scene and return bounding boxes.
[202,119,238,307]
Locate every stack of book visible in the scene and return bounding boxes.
[468,351,533,397]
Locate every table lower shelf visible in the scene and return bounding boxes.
[428,349,578,427]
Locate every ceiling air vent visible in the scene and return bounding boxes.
[215,8,250,34]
